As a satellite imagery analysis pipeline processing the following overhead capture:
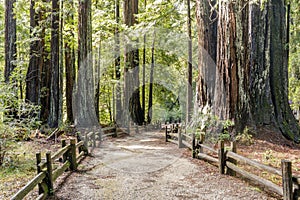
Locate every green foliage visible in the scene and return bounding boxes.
[0,80,41,166]
[186,109,234,143]
[235,126,254,146]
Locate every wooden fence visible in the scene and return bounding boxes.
[165,126,300,200]
[11,127,117,200]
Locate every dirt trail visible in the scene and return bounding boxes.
[50,130,277,200]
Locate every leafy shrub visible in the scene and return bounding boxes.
[235,126,254,145]
[186,107,234,143]
[0,81,41,166]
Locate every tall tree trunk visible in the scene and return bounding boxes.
[49,0,60,127]
[147,32,155,124]
[95,43,101,121]
[196,0,300,142]
[214,0,238,120]
[195,0,217,109]
[123,0,144,125]
[26,0,41,105]
[186,0,193,123]
[142,0,146,123]
[4,0,17,83]
[59,0,64,125]
[65,0,75,124]
[115,0,122,123]
[75,0,99,128]
[39,0,51,123]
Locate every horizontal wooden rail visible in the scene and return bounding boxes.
[76,141,84,148]
[198,152,218,163]
[51,145,71,162]
[168,139,178,145]
[53,161,71,182]
[227,151,282,176]
[182,140,192,149]
[182,133,193,141]
[226,162,283,195]
[199,144,218,154]
[167,128,298,200]
[77,151,85,161]
[12,127,116,199]
[87,132,93,138]
[11,172,46,200]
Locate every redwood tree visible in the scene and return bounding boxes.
[26,0,41,105]
[195,0,217,109]
[49,0,60,127]
[4,0,17,83]
[196,0,300,142]
[74,0,99,128]
[65,0,76,123]
[123,0,144,125]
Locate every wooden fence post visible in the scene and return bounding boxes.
[218,141,225,174]
[178,127,184,148]
[36,152,43,194]
[113,126,117,137]
[282,160,293,200]
[46,152,54,195]
[69,139,77,171]
[165,126,168,142]
[227,141,237,176]
[192,133,196,158]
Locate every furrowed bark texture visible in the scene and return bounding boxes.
[49,0,60,127]
[124,0,144,125]
[195,0,217,110]
[196,0,300,142]
[4,0,17,83]
[74,0,99,128]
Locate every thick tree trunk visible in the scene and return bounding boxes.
[49,0,60,128]
[39,0,51,123]
[214,0,237,120]
[65,0,75,124]
[75,0,99,128]
[196,0,300,142]
[26,0,41,105]
[4,0,17,83]
[195,0,217,109]
[123,0,144,125]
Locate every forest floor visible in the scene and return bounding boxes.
[2,127,300,200]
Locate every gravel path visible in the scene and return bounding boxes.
[50,130,278,200]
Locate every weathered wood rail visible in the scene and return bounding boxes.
[11,126,117,200]
[165,126,300,200]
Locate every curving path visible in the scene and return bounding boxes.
[50,130,277,200]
